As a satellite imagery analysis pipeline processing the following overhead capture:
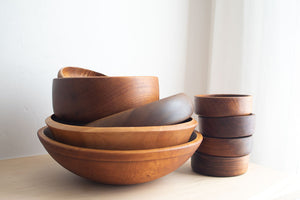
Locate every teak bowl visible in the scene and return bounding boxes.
[87,93,194,127]
[191,152,249,177]
[197,136,253,157]
[58,66,106,78]
[46,115,198,150]
[194,94,252,117]
[38,127,203,185]
[52,76,159,123]
[198,114,255,138]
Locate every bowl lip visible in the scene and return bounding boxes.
[38,126,203,161]
[194,94,252,99]
[198,113,256,119]
[202,134,253,140]
[53,76,159,80]
[46,115,198,133]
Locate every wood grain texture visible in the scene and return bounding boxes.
[38,127,203,185]
[52,76,159,123]
[194,94,252,117]
[58,66,106,78]
[191,152,249,177]
[46,116,197,150]
[87,93,194,127]
[197,136,253,157]
[198,114,255,138]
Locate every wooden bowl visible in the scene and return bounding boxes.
[58,66,106,78]
[197,136,252,157]
[46,115,198,150]
[52,76,159,123]
[191,152,249,177]
[87,93,194,127]
[198,114,255,138]
[38,127,203,185]
[194,94,252,117]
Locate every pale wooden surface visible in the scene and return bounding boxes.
[0,155,299,200]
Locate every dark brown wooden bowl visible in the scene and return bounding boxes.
[57,66,106,78]
[38,127,203,185]
[87,93,194,127]
[197,135,252,157]
[198,114,255,138]
[191,152,250,177]
[194,94,252,117]
[52,76,159,123]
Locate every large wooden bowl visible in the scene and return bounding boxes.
[52,76,159,123]
[197,136,253,157]
[194,94,252,117]
[46,115,198,150]
[191,152,249,177]
[38,127,203,185]
[198,114,255,138]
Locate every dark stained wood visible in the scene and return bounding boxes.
[46,116,197,150]
[191,152,249,177]
[197,135,253,157]
[52,76,159,123]
[198,114,255,138]
[194,94,252,117]
[58,66,106,78]
[87,93,194,127]
[38,127,203,185]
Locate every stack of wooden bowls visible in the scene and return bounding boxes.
[191,94,255,177]
[38,67,203,185]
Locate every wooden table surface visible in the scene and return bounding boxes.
[0,154,299,200]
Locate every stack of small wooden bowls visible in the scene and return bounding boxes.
[38,67,203,185]
[191,94,255,177]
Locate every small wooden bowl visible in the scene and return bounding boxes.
[46,115,198,150]
[191,152,249,177]
[52,76,159,123]
[197,135,252,157]
[38,127,203,185]
[58,66,106,78]
[194,94,252,117]
[87,93,194,127]
[198,114,255,138]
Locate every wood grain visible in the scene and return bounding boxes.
[58,66,106,78]
[38,127,203,185]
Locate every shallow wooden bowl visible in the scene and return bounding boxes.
[52,76,159,123]
[46,115,198,150]
[194,94,252,117]
[191,152,249,177]
[58,66,106,78]
[38,127,203,185]
[198,114,255,138]
[87,93,193,127]
[197,136,252,157]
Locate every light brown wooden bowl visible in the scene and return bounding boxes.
[46,115,198,150]
[198,114,255,138]
[58,66,106,78]
[197,135,253,157]
[191,152,249,177]
[194,94,252,117]
[52,76,159,123]
[38,127,203,185]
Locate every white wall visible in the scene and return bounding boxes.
[0,0,195,159]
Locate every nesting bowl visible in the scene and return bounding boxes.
[38,127,203,185]
[57,66,106,78]
[52,76,159,123]
[46,115,198,150]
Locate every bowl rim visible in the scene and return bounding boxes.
[46,115,198,133]
[194,94,252,99]
[38,126,203,161]
[53,76,159,80]
[198,113,255,119]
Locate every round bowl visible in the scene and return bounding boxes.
[198,114,255,138]
[197,135,252,157]
[87,93,194,127]
[191,152,249,177]
[46,115,198,150]
[38,127,203,185]
[57,66,106,78]
[194,94,252,117]
[52,76,159,123]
